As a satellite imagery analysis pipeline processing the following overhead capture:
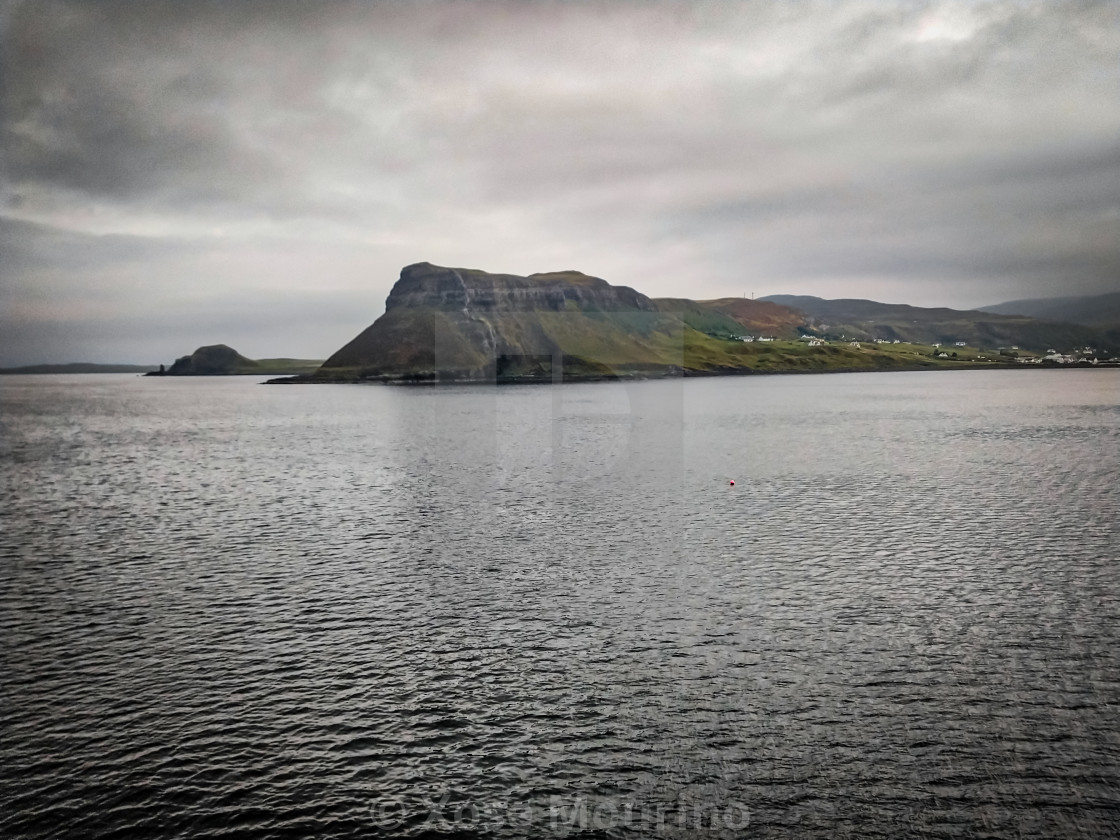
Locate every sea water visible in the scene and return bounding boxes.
[1,370,1118,838]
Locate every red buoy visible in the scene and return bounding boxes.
[729,480,735,486]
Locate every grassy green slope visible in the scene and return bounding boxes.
[652,299,751,339]
[653,297,805,339]
[317,308,694,379]
[313,304,1012,381]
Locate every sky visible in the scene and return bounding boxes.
[2,0,1119,365]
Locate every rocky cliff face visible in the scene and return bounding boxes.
[319,263,685,380]
[383,262,658,313]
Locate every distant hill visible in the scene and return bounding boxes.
[0,363,157,374]
[150,345,323,376]
[284,263,1038,384]
[759,294,1111,351]
[978,292,1120,330]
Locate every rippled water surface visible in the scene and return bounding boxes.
[2,370,1119,839]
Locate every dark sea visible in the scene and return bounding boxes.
[2,369,1118,839]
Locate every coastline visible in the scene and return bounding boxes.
[263,360,1119,386]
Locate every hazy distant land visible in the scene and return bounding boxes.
[0,363,158,375]
[978,292,1120,335]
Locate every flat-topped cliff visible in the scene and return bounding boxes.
[320,263,683,380]
[382,262,657,313]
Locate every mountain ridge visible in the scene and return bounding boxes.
[978,292,1120,330]
[759,294,1110,349]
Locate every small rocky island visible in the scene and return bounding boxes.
[148,345,322,376]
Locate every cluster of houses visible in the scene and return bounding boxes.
[742,335,913,349]
[731,334,833,347]
[1019,355,1101,365]
[725,332,1116,364]
[1032,347,1109,365]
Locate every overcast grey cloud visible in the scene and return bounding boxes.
[2,0,1118,365]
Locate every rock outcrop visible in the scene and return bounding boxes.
[319,262,688,381]
[381,262,657,313]
[165,344,255,375]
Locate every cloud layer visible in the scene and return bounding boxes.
[2,0,1118,364]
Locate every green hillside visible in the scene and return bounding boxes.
[653,297,804,340]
